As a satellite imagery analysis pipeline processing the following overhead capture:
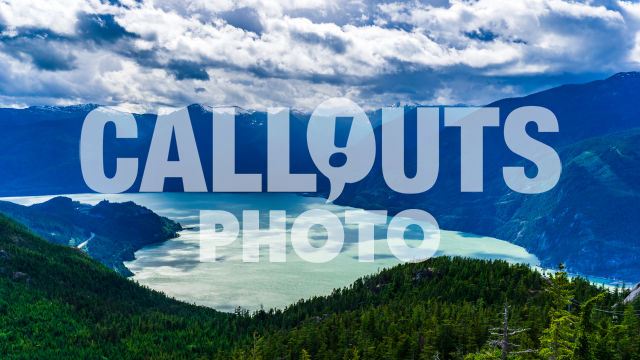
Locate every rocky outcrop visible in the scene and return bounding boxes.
[624,283,640,304]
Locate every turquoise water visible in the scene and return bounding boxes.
[3,193,546,311]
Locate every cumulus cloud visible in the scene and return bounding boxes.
[0,0,638,111]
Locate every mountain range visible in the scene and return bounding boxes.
[0,72,639,280]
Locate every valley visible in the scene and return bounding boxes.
[1,73,639,280]
[2,192,543,311]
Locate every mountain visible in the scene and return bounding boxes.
[1,72,640,279]
[337,73,640,280]
[493,130,640,279]
[488,72,640,145]
[1,213,638,359]
[0,104,157,196]
[0,196,181,275]
[340,126,640,280]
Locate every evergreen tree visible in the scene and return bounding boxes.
[539,264,578,360]
[573,293,605,360]
[621,303,640,359]
[301,348,312,360]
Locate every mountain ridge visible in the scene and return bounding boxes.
[1,72,640,280]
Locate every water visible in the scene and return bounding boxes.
[2,193,546,312]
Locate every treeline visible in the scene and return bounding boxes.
[229,258,639,359]
[0,213,638,359]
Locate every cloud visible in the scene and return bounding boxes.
[464,28,499,42]
[26,43,78,71]
[220,7,263,35]
[0,0,637,111]
[0,26,77,71]
[166,59,210,80]
[76,12,138,43]
[292,30,350,54]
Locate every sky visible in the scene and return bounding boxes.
[0,0,640,112]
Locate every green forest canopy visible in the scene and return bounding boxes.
[0,213,638,359]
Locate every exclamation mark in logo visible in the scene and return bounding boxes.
[329,116,353,167]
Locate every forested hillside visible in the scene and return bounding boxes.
[0,213,255,359]
[1,213,638,359]
[233,259,640,359]
[0,196,181,275]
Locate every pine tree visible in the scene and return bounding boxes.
[538,264,578,360]
[624,302,640,358]
[573,293,605,360]
[301,348,312,360]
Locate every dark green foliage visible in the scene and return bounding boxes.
[237,259,588,359]
[0,213,255,359]
[1,213,638,359]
